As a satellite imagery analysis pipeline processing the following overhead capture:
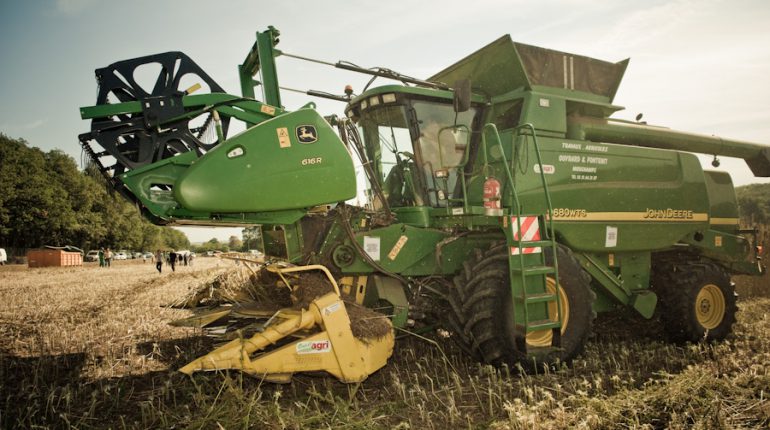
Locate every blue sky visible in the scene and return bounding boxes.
[1,0,769,241]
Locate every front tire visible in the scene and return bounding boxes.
[447,243,594,370]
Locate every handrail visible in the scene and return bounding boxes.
[481,122,562,339]
[481,124,530,324]
[514,124,555,234]
[514,124,562,333]
[481,124,521,212]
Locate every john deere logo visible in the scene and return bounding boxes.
[296,125,318,144]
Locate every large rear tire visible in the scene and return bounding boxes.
[653,259,737,343]
[446,243,594,370]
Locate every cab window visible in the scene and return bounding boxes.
[413,101,476,206]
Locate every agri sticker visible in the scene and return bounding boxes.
[296,340,332,354]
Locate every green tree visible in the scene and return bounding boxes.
[193,238,228,253]
[138,222,162,252]
[736,183,770,225]
[242,226,263,252]
[0,133,193,252]
[228,235,243,251]
[0,135,61,248]
[160,228,191,250]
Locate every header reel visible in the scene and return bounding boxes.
[80,52,231,179]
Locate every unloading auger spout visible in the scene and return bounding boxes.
[567,115,770,176]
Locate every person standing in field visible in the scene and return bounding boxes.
[189,253,194,267]
[155,249,163,273]
[98,248,105,268]
[104,248,112,267]
[169,250,177,272]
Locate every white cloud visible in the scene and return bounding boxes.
[22,119,45,130]
[1,119,46,132]
[594,0,701,54]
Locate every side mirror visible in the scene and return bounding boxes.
[453,79,471,113]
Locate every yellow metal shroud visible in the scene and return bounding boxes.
[179,266,394,383]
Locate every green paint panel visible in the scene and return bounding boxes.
[337,224,449,275]
[469,135,713,253]
[357,225,446,273]
[120,151,197,218]
[175,108,356,212]
[429,36,627,103]
[521,93,567,135]
[703,171,740,233]
[618,252,651,292]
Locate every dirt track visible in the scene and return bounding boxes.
[0,258,225,376]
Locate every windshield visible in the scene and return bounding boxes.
[354,97,477,208]
[357,104,411,182]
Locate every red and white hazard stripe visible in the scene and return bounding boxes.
[510,216,542,255]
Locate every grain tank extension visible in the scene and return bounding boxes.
[79,27,767,379]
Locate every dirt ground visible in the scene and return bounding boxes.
[0,257,225,375]
[1,258,769,429]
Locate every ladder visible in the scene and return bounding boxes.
[482,123,563,353]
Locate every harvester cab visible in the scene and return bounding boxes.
[344,85,479,209]
[79,26,769,382]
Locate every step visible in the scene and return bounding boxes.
[510,265,555,276]
[519,319,561,333]
[521,292,558,305]
[510,239,555,248]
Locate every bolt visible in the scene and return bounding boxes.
[699,299,711,313]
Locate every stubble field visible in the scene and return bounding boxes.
[1,258,769,429]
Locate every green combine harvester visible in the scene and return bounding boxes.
[79,27,767,381]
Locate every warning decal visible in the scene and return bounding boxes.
[388,235,409,261]
[261,105,276,116]
[510,216,542,255]
[363,236,381,261]
[277,127,291,148]
[605,226,618,248]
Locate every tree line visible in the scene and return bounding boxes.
[188,228,262,254]
[736,183,770,225]
[736,183,770,258]
[0,134,189,256]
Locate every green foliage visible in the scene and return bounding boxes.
[0,133,190,251]
[242,226,263,252]
[193,238,228,253]
[228,235,243,251]
[736,183,770,224]
[160,228,190,251]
